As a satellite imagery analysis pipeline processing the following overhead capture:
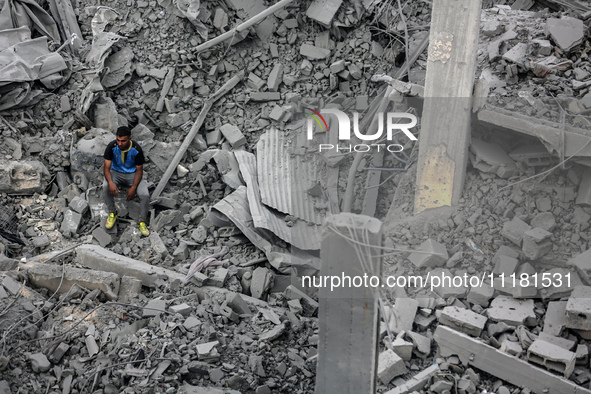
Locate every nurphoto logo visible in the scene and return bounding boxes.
[304,107,418,153]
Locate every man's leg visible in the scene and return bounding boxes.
[136,179,150,224]
[102,179,117,215]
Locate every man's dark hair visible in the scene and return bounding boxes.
[116,126,131,137]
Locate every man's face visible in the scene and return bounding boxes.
[116,136,131,150]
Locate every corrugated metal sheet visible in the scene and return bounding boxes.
[213,187,319,273]
[234,150,321,250]
[256,128,327,225]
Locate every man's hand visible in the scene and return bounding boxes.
[126,186,137,201]
[108,181,119,196]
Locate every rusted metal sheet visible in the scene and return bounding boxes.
[256,128,327,225]
[234,150,321,250]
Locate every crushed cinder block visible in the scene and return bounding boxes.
[487,296,536,326]
[538,332,576,350]
[470,139,517,178]
[143,298,166,317]
[545,16,585,52]
[407,239,448,268]
[219,124,246,148]
[501,217,532,247]
[482,20,503,36]
[522,227,552,260]
[305,0,342,27]
[377,349,407,385]
[527,339,576,378]
[566,286,591,330]
[544,301,567,336]
[439,306,487,337]
[299,43,331,59]
[209,267,228,288]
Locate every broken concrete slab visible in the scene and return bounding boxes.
[470,139,517,178]
[487,296,536,326]
[118,276,142,303]
[467,282,494,307]
[527,339,576,378]
[544,301,567,336]
[545,16,585,52]
[251,267,272,299]
[60,209,82,236]
[143,298,166,317]
[92,227,112,247]
[522,227,553,260]
[385,299,418,334]
[24,262,120,300]
[501,217,532,247]
[305,0,342,27]
[407,239,448,268]
[434,325,591,394]
[566,286,591,330]
[439,306,487,337]
[568,248,591,283]
[219,124,246,148]
[0,161,50,194]
[75,244,184,287]
[284,285,318,317]
[299,43,330,59]
[377,349,407,385]
[28,353,50,373]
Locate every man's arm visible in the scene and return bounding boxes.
[127,165,143,200]
[104,160,119,196]
[104,159,113,183]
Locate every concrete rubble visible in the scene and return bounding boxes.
[1,0,591,393]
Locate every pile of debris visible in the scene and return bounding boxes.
[3,0,591,392]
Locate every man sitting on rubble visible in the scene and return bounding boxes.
[102,126,150,237]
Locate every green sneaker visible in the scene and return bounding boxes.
[105,213,117,229]
[138,222,150,237]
